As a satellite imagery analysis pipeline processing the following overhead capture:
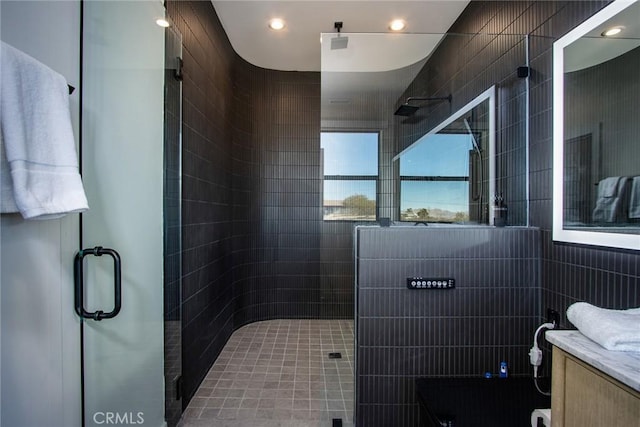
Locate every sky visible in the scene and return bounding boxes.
[321,132,474,213]
[321,132,378,201]
[321,132,378,176]
[400,133,473,212]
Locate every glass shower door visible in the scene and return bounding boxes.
[163,23,183,427]
[80,1,166,426]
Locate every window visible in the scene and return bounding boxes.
[400,133,474,222]
[321,132,378,221]
[395,86,495,225]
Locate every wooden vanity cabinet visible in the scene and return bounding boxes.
[551,347,640,427]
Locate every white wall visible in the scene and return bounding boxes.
[0,2,82,427]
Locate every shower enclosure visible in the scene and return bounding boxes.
[321,31,530,426]
[163,22,184,427]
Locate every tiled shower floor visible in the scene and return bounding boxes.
[178,319,355,427]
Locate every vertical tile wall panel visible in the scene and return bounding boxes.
[522,0,640,356]
[357,1,638,425]
[167,0,236,406]
[356,227,541,427]
[232,67,341,326]
[389,0,640,352]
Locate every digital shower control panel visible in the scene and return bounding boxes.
[407,278,455,289]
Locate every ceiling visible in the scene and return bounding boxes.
[211,1,470,72]
[564,0,640,72]
[211,1,471,126]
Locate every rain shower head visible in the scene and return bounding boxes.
[394,95,452,117]
[331,21,348,50]
[331,36,349,50]
[394,104,420,117]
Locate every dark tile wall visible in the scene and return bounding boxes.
[393,0,640,352]
[167,0,237,406]
[167,0,354,408]
[356,226,541,426]
[231,66,354,325]
[166,0,640,420]
[358,1,639,425]
[522,0,640,323]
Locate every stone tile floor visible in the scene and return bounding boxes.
[178,319,354,427]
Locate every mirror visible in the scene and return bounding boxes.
[553,0,640,250]
[394,87,495,224]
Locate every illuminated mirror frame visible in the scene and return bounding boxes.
[394,85,496,225]
[552,0,640,250]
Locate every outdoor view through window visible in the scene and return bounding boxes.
[400,133,474,222]
[321,132,378,221]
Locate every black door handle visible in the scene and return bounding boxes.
[74,246,122,321]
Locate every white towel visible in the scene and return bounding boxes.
[0,129,19,213]
[567,302,640,352]
[0,41,88,219]
[597,176,620,198]
[629,176,640,219]
[592,177,629,223]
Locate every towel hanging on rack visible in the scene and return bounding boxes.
[0,41,88,219]
[592,176,629,223]
[629,176,640,219]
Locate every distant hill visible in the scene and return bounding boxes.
[402,207,468,222]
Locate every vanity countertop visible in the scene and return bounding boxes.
[546,330,640,392]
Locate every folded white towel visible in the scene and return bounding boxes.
[0,41,88,219]
[629,176,640,219]
[567,302,640,352]
[0,129,19,213]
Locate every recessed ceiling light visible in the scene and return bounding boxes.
[601,26,623,37]
[389,19,406,32]
[156,18,170,28]
[269,18,285,31]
